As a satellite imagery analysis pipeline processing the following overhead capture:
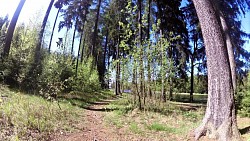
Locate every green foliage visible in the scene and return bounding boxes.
[0,87,82,140]
[238,72,250,117]
[72,57,101,92]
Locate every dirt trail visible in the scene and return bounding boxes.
[52,98,146,141]
[51,97,250,141]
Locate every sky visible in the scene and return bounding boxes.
[0,0,249,52]
[0,0,78,53]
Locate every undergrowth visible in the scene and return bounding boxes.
[0,87,82,140]
[104,93,204,139]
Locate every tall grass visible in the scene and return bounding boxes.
[0,87,82,140]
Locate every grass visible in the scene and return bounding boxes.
[129,122,142,134]
[0,86,114,140]
[59,90,114,108]
[103,93,205,140]
[147,122,176,133]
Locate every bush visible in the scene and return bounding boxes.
[238,72,250,117]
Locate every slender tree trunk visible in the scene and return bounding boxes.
[91,0,102,62]
[147,0,152,98]
[3,0,26,57]
[107,43,111,88]
[219,14,237,94]
[80,33,86,62]
[35,0,55,61]
[190,56,194,102]
[138,0,144,108]
[71,20,78,57]
[169,47,173,101]
[76,32,83,76]
[102,30,109,88]
[160,30,166,102]
[190,33,198,102]
[192,0,241,140]
[115,31,121,95]
[48,8,60,53]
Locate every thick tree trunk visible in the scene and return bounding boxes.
[192,0,241,140]
[48,8,60,53]
[3,0,26,57]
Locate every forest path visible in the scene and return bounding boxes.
[50,96,250,141]
[52,96,147,141]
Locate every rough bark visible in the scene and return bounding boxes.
[3,0,26,57]
[192,0,242,140]
[48,8,60,53]
[219,14,237,94]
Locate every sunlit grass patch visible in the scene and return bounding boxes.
[147,122,176,133]
[129,122,142,134]
[0,87,83,140]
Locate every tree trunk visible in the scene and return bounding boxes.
[192,0,241,140]
[3,0,26,57]
[91,0,102,62]
[48,8,60,53]
[138,0,145,107]
[190,33,198,102]
[80,33,86,62]
[35,0,55,61]
[160,30,166,102]
[147,0,152,98]
[102,30,109,88]
[115,35,121,95]
[71,20,78,57]
[190,56,194,102]
[76,32,83,76]
[219,14,237,94]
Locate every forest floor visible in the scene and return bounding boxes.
[1,87,250,141]
[51,94,250,141]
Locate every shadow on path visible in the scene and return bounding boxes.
[84,107,118,112]
[240,126,250,135]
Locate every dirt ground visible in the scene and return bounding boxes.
[50,98,250,141]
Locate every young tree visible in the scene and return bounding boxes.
[3,0,26,57]
[192,0,241,140]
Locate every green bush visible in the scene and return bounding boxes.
[238,72,250,117]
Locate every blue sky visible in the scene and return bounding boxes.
[0,0,249,53]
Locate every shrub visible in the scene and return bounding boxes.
[238,72,250,117]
